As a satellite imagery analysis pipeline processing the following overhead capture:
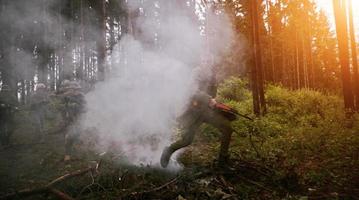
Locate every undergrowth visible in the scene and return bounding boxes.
[189,77,359,198]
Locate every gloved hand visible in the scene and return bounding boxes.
[209,98,217,108]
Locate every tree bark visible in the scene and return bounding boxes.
[266,0,274,82]
[250,0,266,116]
[348,0,359,110]
[97,0,106,81]
[333,0,354,111]
[77,0,85,81]
[272,0,283,84]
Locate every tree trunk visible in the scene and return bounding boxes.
[305,7,314,88]
[295,30,300,89]
[49,53,55,91]
[272,0,283,84]
[19,80,24,105]
[298,30,305,88]
[333,0,354,111]
[97,0,106,81]
[266,0,274,82]
[348,0,359,110]
[77,0,84,81]
[250,0,266,116]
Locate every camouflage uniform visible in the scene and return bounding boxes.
[58,80,85,160]
[30,83,49,140]
[0,85,17,146]
[160,91,234,168]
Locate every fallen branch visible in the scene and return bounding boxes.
[0,187,47,200]
[131,176,180,196]
[49,188,75,200]
[47,167,93,187]
[0,166,94,200]
[237,175,273,192]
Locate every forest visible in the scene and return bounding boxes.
[0,0,358,199]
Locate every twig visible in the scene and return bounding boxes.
[131,176,180,196]
[77,171,95,198]
[0,187,47,200]
[77,184,94,198]
[49,188,75,200]
[233,128,262,159]
[47,167,94,187]
[0,166,95,200]
[237,175,273,192]
[218,175,238,199]
[249,131,262,159]
[230,157,274,178]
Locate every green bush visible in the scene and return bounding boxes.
[197,77,359,193]
[217,76,251,102]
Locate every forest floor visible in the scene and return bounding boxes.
[2,80,359,199]
[0,126,348,200]
[0,126,302,200]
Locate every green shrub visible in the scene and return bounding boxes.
[217,77,251,102]
[197,77,359,193]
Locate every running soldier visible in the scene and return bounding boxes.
[57,80,85,161]
[30,83,49,141]
[161,70,236,168]
[0,85,18,146]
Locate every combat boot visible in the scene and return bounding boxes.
[217,154,230,168]
[160,146,172,168]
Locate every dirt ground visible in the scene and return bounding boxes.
[0,132,296,200]
[0,132,82,191]
[0,122,316,200]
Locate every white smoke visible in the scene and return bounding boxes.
[81,1,234,168]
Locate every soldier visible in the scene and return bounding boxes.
[0,85,18,146]
[57,80,85,161]
[30,83,49,141]
[160,70,235,168]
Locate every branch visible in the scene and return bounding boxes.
[49,188,75,200]
[0,166,94,200]
[46,167,93,187]
[131,176,180,196]
[0,188,47,200]
[237,175,273,192]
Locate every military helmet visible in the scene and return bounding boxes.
[61,80,82,90]
[1,84,11,92]
[35,83,46,91]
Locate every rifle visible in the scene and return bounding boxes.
[213,102,253,121]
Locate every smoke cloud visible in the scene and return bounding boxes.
[1,0,234,168]
[81,1,234,168]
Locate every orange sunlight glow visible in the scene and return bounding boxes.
[316,0,359,35]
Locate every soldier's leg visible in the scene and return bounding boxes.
[160,119,202,167]
[203,110,234,164]
[64,123,77,161]
[39,112,46,141]
[4,117,15,145]
[35,111,45,140]
[0,122,6,145]
[65,133,73,153]
[3,123,9,145]
[33,112,41,133]
[218,126,233,164]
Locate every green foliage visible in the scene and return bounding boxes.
[197,77,359,195]
[217,77,252,102]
